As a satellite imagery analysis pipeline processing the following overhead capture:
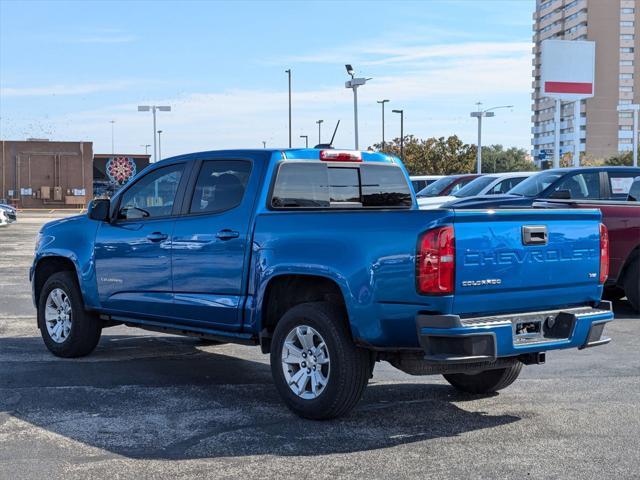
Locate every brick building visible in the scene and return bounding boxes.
[0,139,93,208]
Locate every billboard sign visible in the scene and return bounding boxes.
[541,40,595,100]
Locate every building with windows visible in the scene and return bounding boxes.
[532,0,639,162]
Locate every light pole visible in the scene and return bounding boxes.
[300,135,309,148]
[392,109,404,162]
[262,141,267,149]
[109,120,115,154]
[377,99,389,149]
[157,130,163,161]
[286,69,292,148]
[140,144,151,155]
[316,119,324,145]
[345,64,371,150]
[137,105,171,163]
[470,103,513,174]
[617,104,639,167]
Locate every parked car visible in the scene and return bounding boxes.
[31,148,613,419]
[535,176,640,312]
[448,167,640,209]
[0,203,17,226]
[418,171,536,209]
[415,173,481,198]
[410,175,443,193]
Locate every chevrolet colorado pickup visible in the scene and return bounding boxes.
[31,149,614,419]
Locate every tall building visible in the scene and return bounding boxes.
[532,0,639,162]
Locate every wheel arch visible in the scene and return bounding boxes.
[33,255,81,308]
[618,244,640,286]
[257,273,352,353]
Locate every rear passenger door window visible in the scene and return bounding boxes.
[189,160,251,214]
[607,172,638,200]
[551,172,600,200]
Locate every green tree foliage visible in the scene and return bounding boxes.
[480,145,539,173]
[605,151,633,166]
[372,135,477,175]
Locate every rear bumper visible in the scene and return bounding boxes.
[417,302,614,363]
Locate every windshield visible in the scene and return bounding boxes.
[509,171,564,197]
[453,176,497,198]
[416,176,457,197]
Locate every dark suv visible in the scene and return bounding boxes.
[448,167,640,208]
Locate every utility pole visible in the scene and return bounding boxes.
[316,119,324,144]
[110,120,115,154]
[377,99,389,149]
[286,69,292,148]
[157,130,163,161]
[392,109,404,162]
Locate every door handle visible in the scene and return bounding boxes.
[216,229,240,240]
[147,232,169,242]
[522,225,548,245]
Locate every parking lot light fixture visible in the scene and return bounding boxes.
[300,135,309,148]
[345,64,371,150]
[137,105,171,163]
[470,103,513,174]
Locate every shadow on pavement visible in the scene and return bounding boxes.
[0,334,521,460]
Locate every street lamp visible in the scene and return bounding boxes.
[262,141,267,149]
[157,130,163,161]
[392,109,404,162]
[109,120,115,154]
[300,135,309,148]
[377,99,390,150]
[286,69,292,148]
[617,104,639,167]
[137,105,171,163]
[316,119,324,145]
[140,144,151,155]
[470,102,513,174]
[345,64,371,150]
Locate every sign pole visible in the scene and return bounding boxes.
[554,99,561,169]
[634,107,639,168]
[573,100,581,167]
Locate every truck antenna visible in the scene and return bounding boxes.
[314,120,340,149]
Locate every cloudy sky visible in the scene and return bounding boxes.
[0,0,535,157]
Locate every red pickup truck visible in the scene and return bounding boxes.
[546,178,640,311]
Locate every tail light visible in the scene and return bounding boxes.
[599,223,609,284]
[417,225,455,294]
[320,150,362,162]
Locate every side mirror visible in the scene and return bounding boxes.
[549,189,571,200]
[88,198,110,222]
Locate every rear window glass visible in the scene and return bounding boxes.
[271,162,412,209]
[416,177,456,197]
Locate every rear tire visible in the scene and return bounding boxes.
[623,258,639,312]
[38,271,102,358]
[443,362,522,394]
[270,301,370,420]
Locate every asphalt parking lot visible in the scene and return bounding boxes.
[1,213,638,480]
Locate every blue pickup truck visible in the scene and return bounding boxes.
[31,148,614,419]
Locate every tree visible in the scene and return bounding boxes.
[605,151,633,166]
[372,135,476,175]
[480,145,538,173]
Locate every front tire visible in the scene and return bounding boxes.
[623,258,639,312]
[270,302,370,420]
[38,271,102,358]
[443,362,523,394]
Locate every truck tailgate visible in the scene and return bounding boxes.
[452,208,603,316]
